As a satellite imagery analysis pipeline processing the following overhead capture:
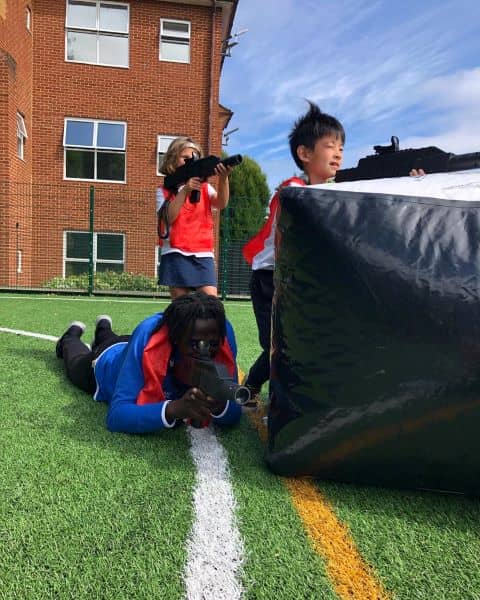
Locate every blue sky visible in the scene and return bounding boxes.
[220,0,480,192]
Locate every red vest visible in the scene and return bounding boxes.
[159,183,214,253]
[242,177,305,265]
[137,325,236,406]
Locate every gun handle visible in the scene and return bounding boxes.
[189,189,200,204]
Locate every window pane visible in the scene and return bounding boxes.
[97,234,123,260]
[17,113,27,137]
[157,136,175,173]
[67,30,97,62]
[161,40,189,62]
[66,261,89,276]
[97,151,125,181]
[66,149,95,179]
[66,232,89,259]
[163,20,189,36]
[96,262,123,273]
[98,34,128,67]
[65,120,94,147]
[67,1,96,29]
[97,122,125,149]
[158,136,175,153]
[158,153,166,173]
[100,3,128,32]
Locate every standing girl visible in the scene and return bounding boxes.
[156,136,231,299]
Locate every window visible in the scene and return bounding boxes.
[66,0,129,67]
[26,7,32,31]
[16,113,27,160]
[157,135,176,175]
[160,19,190,63]
[64,231,124,276]
[63,118,126,182]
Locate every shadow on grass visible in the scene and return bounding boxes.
[320,477,480,531]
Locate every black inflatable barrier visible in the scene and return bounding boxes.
[267,180,480,494]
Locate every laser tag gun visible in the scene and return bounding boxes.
[175,340,251,406]
[335,136,480,182]
[164,154,243,203]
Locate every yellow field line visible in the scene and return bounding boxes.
[245,397,390,600]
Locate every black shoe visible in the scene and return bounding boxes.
[92,314,112,350]
[95,314,112,329]
[55,321,86,359]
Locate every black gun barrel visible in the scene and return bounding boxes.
[174,354,251,406]
[448,152,480,173]
[164,154,242,192]
[190,360,251,405]
[221,154,243,168]
[336,141,480,183]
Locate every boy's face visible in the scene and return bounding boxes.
[177,318,221,359]
[297,135,344,184]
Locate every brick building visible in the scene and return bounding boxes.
[0,0,237,288]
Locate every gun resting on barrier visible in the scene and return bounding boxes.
[335,136,480,182]
[164,154,243,203]
[173,340,251,406]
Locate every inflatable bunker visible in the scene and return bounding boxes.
[267,170,480,494]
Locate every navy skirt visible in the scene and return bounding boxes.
[158,252,217,287]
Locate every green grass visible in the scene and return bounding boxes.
[218,422,336,599]
[1,294,480,599]
[321,482,480,600]
[1,331,194,599]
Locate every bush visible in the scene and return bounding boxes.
[43,270,169,293]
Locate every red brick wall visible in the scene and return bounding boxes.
[33,0,225,186]
[9,0,228,286]
[0,0,34,285]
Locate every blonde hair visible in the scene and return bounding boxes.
[161,136,203,175]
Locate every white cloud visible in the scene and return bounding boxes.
[421,68,480,109]
[221,0,480,191]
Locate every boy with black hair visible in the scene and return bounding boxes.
[242,101,345,403]
[55,292,242,433]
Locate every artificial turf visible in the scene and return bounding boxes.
[1,332,194,599]
[2,294,480,599]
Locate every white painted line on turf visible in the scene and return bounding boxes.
[0,295,252,307]
[185,426,244,600]
[0,327,58,341]
[0,295,169,306]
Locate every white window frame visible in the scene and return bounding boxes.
[17,250,23,274]
[16,112,28,160]
[63,230,125,277]
[65,0,130,68]
[157,134,177,176]
[63,117,127,183]
[26,6,32,31]
[159,18,191,64]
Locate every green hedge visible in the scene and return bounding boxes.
[43,271,169,293]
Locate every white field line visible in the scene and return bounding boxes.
[0,327,58,341]
[0,295,252,308]
[185,426,244,600]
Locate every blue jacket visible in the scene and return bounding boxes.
[93,313,241,433]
